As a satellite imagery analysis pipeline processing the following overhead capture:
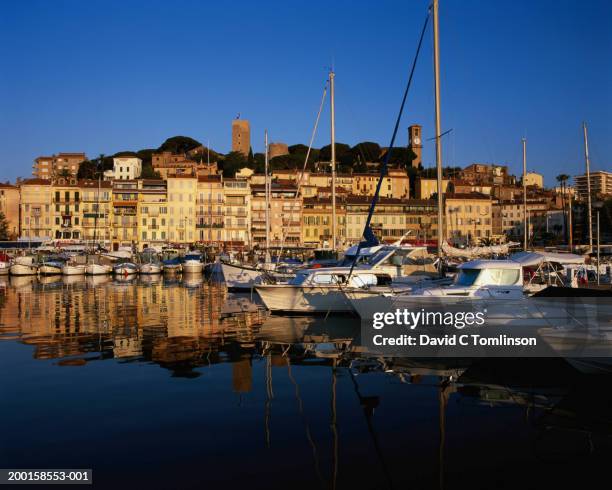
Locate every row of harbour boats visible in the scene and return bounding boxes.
[217,245,611,331]
[0,249,207,277]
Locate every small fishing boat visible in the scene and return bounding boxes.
[62,260,86,275]
[221,261,265,290]
[113,259,138,276]
[138,251,163,274]
[39,255,67,275]
[10,256,38,276]
[162,256,182,274]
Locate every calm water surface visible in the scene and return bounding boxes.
[1,274,611,489]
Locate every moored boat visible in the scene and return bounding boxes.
[182,252,204,274]
[113,259,138,276]
[62,262,86,275]
[9,256,38,276]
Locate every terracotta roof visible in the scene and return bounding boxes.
[445,192,491,200]
[19,178,52,186]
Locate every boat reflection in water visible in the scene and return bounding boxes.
[0,277,611,489]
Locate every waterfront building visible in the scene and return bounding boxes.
[112,180,139,249]
[167,176,197,244]
[111,157,142,180]
[222,178,251,247]
[310,172,354,192]
[0,183,20,239]
[51,177,84,241]
[18,179,53,241]
[138,179,167,249]
[574,170,612,199]
[492,199,548,240]
[231,119,250,157]
[345,197,437,244]
[80,180,112,246]
[196,175,224,245]
[302,197,346,248]
[445,193,493,245]
[415,177,450,199]
[251,180,301,247]
[33,152,87,179]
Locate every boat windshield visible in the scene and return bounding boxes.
[455,268,521,287]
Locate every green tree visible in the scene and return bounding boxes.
[221,151,248,177]
[351,141,381,163]
[0,212,9,240]
[158,136,202,154]
[141,163,161,179]
[319,143,351,163]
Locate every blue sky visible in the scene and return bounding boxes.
[0,0,610,186]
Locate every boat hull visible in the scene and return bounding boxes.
[255,284,355,313]
[221,262,264,290]
[139,263,162,274]
[62,265,86,275]
[85,264,112,275]
[39,265,63,275]
[0,262,10,275]
[182,262,203,274]
[10,264,37,276]
[113,265,138,276]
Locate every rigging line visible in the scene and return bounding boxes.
[275,80,329,268]
[348,10,431,279]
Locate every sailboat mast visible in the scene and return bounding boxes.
[330,70,337,250]
[264,130,270,251]
[522,138,527,250]
[432,0,444,259]
[582,122,593,253]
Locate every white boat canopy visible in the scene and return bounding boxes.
[510,251,585,267]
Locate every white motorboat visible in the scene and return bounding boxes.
[255,268,396,313]
[62,262,86,275]
[9,256,38,276]
[182,252,204,274]
[344,259,610,328]
[221,261,265,290]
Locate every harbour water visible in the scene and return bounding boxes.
[1,275,611,489]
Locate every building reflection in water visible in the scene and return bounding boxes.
[1,276,612,488]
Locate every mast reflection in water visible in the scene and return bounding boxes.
[0,275,611,490]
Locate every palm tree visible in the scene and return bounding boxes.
[556,174,570,243]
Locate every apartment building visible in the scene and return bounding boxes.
[302,197,346,248]
[460,163,514,186]
[112,180,139,249]
[80,180,112,246]
[492,200,548,240]
[445,193,493,245]
[196,175,224,245]
[111,157,142,180]
[19,179,53,241]
[352,169,409,198]
[167,176,197,244]
[33,153,86,179]
[345,197,438,244]
[415,177,450,199]
[51,177,84,240]
[251,180,302,247]
[0,183,20,239]
[574,170,612,200]
[138,180,167,249]
[223,178,250,247]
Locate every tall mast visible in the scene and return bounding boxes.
[582,122,593,253]
[330,70,337,250]
[522,138,528,250]
[264,130,270,252]
[432,0,444,259]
